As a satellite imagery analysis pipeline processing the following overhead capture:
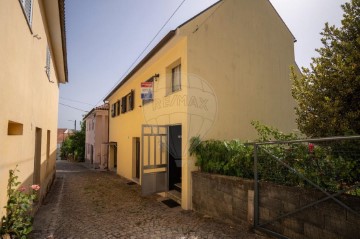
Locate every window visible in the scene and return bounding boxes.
[121,90,135,113]
[116,100,121,116]
[45,46,51,79]
[172,64,181,92]
[121,96,127,113]
[127,90,135,111]
[111,103,116,117]
[20,0,33,26]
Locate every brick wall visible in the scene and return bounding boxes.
[192,172,360,239]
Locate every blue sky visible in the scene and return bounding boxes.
[58,0,347,130]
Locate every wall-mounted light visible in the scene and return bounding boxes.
[154,73,160,81]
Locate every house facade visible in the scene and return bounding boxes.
[0,0,67,217]
[84,104,109,169]
[105,0,298,209]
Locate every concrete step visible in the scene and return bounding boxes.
[167,190,181,205]
[174,183,182,192]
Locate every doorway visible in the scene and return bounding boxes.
[90,145,94,164]
[34,127,42,185]
[134,137,140,179]
[168,125,182,192]
[108,142,117,170]
[141,125,168,196]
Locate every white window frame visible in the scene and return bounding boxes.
[46,46,51,80]
[19,0,33,27]
[172,64,181,92]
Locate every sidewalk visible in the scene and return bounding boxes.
[30,161,266,239]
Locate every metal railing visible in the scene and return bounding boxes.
[249,135,360,239]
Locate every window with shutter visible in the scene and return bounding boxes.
[172,64,181,92]
[121,96,127,113]
[20,0,33,26]
[111,104,115,117]
[116,100,121,116]
[129,90,134,110]
[46,46,51,79]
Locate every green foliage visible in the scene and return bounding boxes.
[291,0,360,137]
[189,122,359,193]
[0,167,39,238]
[190,137,253,178]
[60,122,85,161]
[251,121,299,141]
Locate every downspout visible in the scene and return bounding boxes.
[105,101,110,170]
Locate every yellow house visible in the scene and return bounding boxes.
[0,0,67,216]
[105,0,298,210]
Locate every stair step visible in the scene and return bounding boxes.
[174,183,182,192]
[167,190,181,205]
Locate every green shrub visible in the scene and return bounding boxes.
[189,121,359,193]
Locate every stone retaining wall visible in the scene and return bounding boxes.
[192,171,360,239]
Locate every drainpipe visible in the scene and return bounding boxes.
[104,100,110,170]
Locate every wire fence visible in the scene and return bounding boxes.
[251,136,360,239]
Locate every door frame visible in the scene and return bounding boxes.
[141,124,169,196]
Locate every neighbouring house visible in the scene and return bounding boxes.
[56,128,74,160]
[84,104,109,169]
[0,0,67,217]
[104,0,299,210]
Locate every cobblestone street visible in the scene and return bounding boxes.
[30,161,266,239]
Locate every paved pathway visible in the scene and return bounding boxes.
[31,161,266,239]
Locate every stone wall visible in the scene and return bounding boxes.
[192,172,360,239]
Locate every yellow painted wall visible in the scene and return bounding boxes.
[183,0,298,142]
[108,36,191,207]
[108,0,298,210]
[0,0,63,217]
[179,0,298,209]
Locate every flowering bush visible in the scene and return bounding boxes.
[0,167,40,239]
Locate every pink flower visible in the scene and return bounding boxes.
[31,184,40,191]
[18,186,26,192]
[308,143,314,153]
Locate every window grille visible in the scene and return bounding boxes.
[46,46,51,79]
[20,0,33,26]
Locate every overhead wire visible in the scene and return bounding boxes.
[60,97,94,106]
[92,0,187,107]
[59,103,88,112]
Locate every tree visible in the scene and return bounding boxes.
[291,0,360,137]
[60,122,85,161]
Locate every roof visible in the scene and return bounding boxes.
[104,0,295,100]
[95,104,109,110]
[104,30,176,100]
[57,128,73,143]
[103,1,223,101]
[59,0,68,83]
[83,103,109,120]
[41,0,68,83]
